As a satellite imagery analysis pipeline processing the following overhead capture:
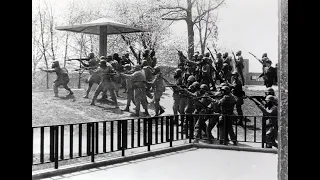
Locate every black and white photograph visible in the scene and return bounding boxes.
[32,0,288,179]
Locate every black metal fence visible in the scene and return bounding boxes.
[32,114,275,169]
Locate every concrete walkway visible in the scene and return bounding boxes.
[44,148,277,180]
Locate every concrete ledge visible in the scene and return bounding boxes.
[32,143,277,179]
[32,144,194,180]
[194,143,278,154]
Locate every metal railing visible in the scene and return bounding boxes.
[32,114,275,169]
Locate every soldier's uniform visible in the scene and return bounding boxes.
[230,72,244,126]
[122,65,149,116]
[218,86,237,145]
[172,69,183,115]
[193,85,212,140]
[219,63,232,83]
[44,61,73,97]
[90,61,118,107]
[122,67,135,112]
[84,54,101,98]
[255,95,278,148]
[151,67,166,116]
[235,51,245,85]
[258,60,277,88]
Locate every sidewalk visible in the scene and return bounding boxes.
[43,148,278,180]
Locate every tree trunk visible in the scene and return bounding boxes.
[64,33,69,67]
[187,20,195,60]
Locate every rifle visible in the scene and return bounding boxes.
[74,67,97,71]
[207,48,218,70]
[66,58,90,62]
[246,95,265,104]
[248,52,263,64]
[231,52,238,71]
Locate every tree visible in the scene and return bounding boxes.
[194,0,219,54]
[157,0,225,59]
[114,0,172,64]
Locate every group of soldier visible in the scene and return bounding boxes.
[40,48,278,148]
[40,49,166,117]
[169,50,278,148]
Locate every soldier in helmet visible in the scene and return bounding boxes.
[249,95,278,148]
[149,66,166,116]
[229,72,245,127]
[258,59,277,88]
[215,53,223,73]
[141,60,154,100]
[193,51,200,61]
[172,68,183,115]
[150,49,157,68]
[235,51,245,85]
[40,61,74,98]
[106,55,121,97]
[219,63,232,83]
[121,64,136,112]
[83,53,101,98]
[218,86,238,145]
[90,60,118,107]
[193,84,211,142]
[120,65,150,116]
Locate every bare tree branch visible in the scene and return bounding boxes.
[193,0,225,24]
[159,5,187,12]
[162,17,187,21]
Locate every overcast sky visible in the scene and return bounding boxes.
[33,0,279,72]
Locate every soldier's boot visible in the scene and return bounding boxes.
[67,90,74,97]
[232,140,238,146]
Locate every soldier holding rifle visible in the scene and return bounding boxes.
[40,61,73,98]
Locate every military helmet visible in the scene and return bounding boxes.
[51,61,60,68]
[141,60,148,67]
[236,51,242,56]
[154,66,161,74]
[204,52,210,57]
[222,63,229,68]
[124,64,131,70]
[265,95,276,103]
[231,71,239,76]
[88,52,95,59]
[106,55,113,61]
[191,81,200,89]
[223,52,229,58]
[99,60,107,66]
[221,86,230,93]
[100,56,106,60]
[217,53,222,57]
[175,68,182,75]
[187,75,196,82]
[262,53,268,58]
[200,84,209,91]
[265,87,275,93]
